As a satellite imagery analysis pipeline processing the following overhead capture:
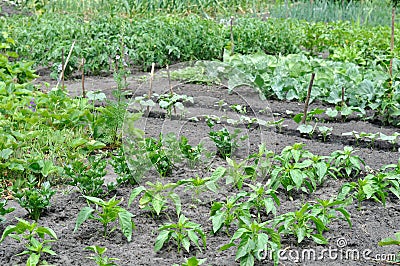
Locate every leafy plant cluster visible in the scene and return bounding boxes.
[3,8,400,73]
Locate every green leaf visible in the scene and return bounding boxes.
[182,237,191,252]
[154,230,170,252]
[128,186,146,207]
[26,253,40,266]
[74,206,94,232]
[210,166,226,180]
[36,226,58,240]
[211,211,225,234]
[296,227,306,243]
[187,230,200,250]
[169,192,182,216]
[219,242,235,251]
[290,169,304,189]
[240,254,254,266]
[311,234,328,244]
[0,148,13,160]
[118,210,134,242]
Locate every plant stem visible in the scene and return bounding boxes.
[390,6,395,78]
[301,72,315,124]
[82,58,85,98]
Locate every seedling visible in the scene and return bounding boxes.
[325,107,338,119]
[177,166,225,202]
[210,191,248,235]
[230,104,247,114]
[329,146,365,178]
[359,132,378,147]
[156,93,193,118]
[154,214,206,253]
[297,124,316,138]
[214,99,228,111]
[75,196,135,241]
[85,245,120,266]
[220,216,281,266]
[318,126,332,142]
[0,218,57,266]
[145,134,174,177]
[128,181,181,216]
[379,132,399,150]
[244,182,280,222]
[208,126,241,159]
[293,108,324,123]
[225,158,256,189]
[273,202,328,244]
[178,136,204,168]
[12,176,55,222]
[342,131,361,146]
[110,146,137,185]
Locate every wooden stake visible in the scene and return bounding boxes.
[230,16,235,55]
[166,65,176,115]
[56,41,75,89]
[147,62,155,114]
[301,73,316,124]
[341,87,345,107]
[81,58,85,98]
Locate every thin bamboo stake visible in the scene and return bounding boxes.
[147,62,155,114]
[341,87,345,107]
[166,64,176,115]
[301,73,316,124]
[56,41,76,89]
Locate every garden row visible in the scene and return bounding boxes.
[0,8,398,75]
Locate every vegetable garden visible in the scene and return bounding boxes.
[0,0,400,265]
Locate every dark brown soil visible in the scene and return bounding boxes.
[1,72,399,266]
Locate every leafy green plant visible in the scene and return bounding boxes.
[64,155,108,197]
[273,203,329,244]
[178,136,204,168]
[293,108,324,124]
[12,176,55,222]
[154,214,206,253]
[172,256,207,266]
[310,198,352,228]
[0,199,15,223]
[329,146,365,178]
[208,127,241,159]
[156,93,193,118]
[74,196,135,241]
[210,191,249,235]
[318,126,333,142]
[244,182,280,222]
[225,157,256,189]
[230,104,247,114]
[128,181,181,216]
[85,245,120,266]
[297,124,316,138]
[177,166,225,202]
[0,218,57,266]
[337,172,400,207]
[110,147,137,185]
[145,134,174,177]
[270,143,327,195]
[220,216,281,266]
